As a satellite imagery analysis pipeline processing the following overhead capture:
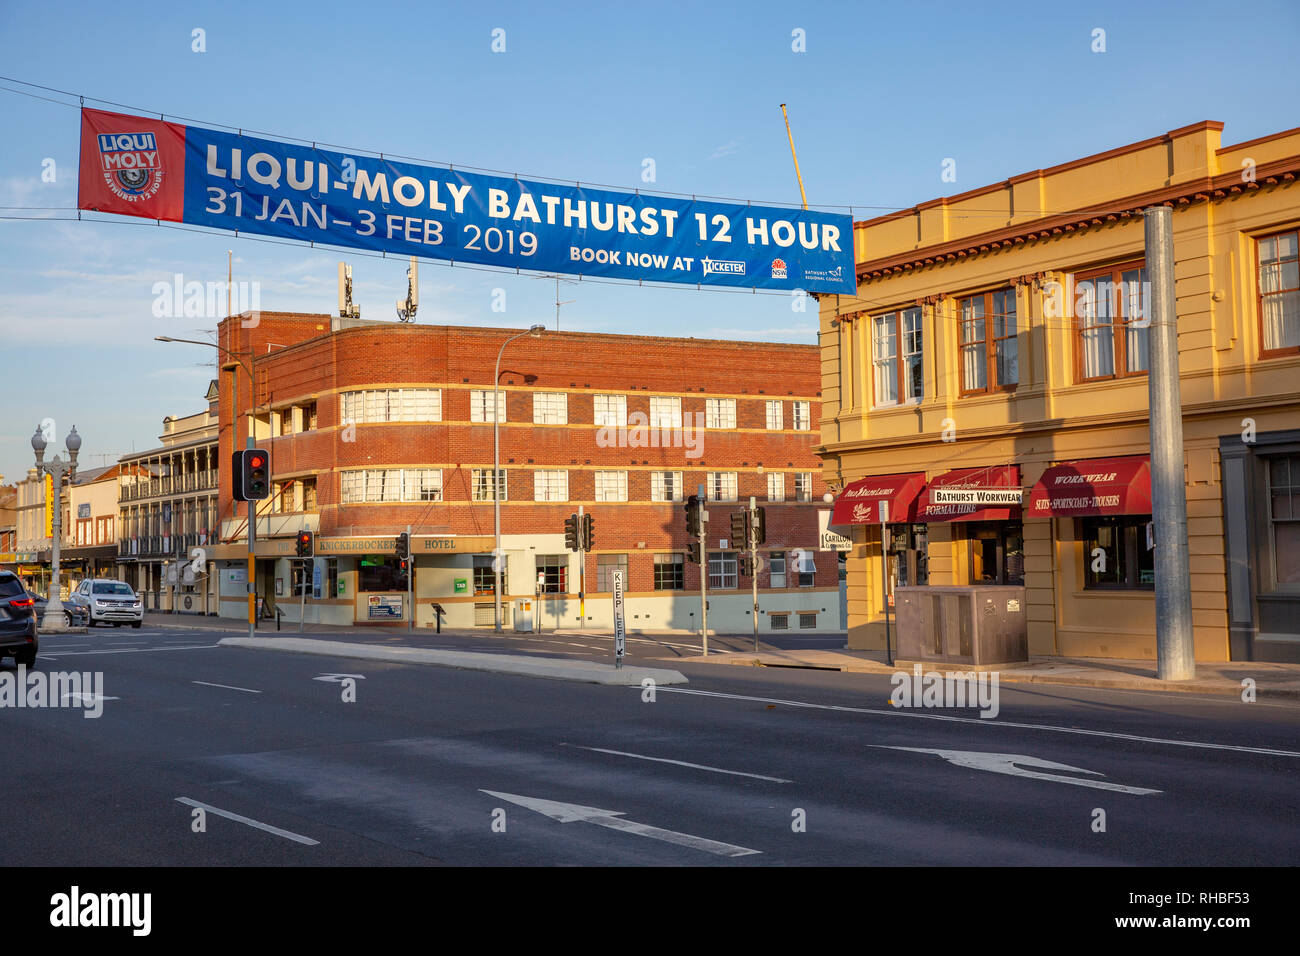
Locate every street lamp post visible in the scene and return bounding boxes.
[493,325,546,632]
[32,424,82,632]
[156,335,257,639]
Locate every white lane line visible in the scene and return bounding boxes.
[564,744,792,783]
[106,642,148,646]
[654,686,1300,758]
[38,644,219,657]
[192,680,262,694]
[175,797,319,845]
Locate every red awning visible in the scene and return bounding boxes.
[917,465,1022,523]
[831,472,926,525]
[1027,455,1151,517]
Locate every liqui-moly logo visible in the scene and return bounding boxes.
[96,131,165,203]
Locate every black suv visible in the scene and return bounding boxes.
[0,571,39,667]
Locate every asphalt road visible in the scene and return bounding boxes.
[3,624,1298,866]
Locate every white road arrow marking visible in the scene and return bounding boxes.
[312,673,366,683]
[61,693,119,705]
[480,790,761,857]
[877,747,1162,795]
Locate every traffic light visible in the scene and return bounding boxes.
[684,495,704,537]
[738,553,755,577]
[295,529,314,557]
[752,506,767,545]
[564,514,581,552]
[233,448,271,501]
[395,531,410,559]
[686,539,703,563]
[730,510,749,545]
[581,513,595,551]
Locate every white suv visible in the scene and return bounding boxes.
[70,579,144,628]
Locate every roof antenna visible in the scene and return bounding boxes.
[396,256,419,322]
[338,262,361,319]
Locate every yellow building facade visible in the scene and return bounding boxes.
[819,121,1300,663]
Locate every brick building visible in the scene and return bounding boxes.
[206,311,839,632]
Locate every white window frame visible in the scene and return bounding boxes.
[649,396,682,430]
[792,400,811,430]
[705,398,736,430]
[533,469,569,503]
[470,390,507,424]
[765,400,784,430]
[794,472,812,502]
[472,468,507,501]
[593,394,628,428]
[532,392,568,425]
[769,551,787,588]
[708,472,738,502]
[409,469,443,502]
[595,470,628,502]
[651,471,683,503]
[767,473,785,502]
[708,552,738,589]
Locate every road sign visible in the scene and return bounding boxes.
[612,569,626,668]
[877,747,1162,795]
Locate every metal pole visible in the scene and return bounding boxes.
[750,496,759,652]
[578,504,585,629]
[881,521,893,666]
[247,341,257,639]
[298,552,306,633]
[699,482,708,657]
[493,346,504,633]
[1144,206,1196,681]
[407,523,413,633]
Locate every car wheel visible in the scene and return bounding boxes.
[64,611,73,626]
[131,622,142,629]
[113,622,123,627]
[14,647,36,667]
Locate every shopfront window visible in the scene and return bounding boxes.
[536,555,568,593]
[359,555,407,592]
[1081,516,1154,589]
[888,523,930,590]
[967,521,1024,585]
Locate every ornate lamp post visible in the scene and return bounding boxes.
[32,424,82,632]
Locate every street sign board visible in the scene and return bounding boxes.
[931,487,1024,506]
[612,569,626,667]
[817,509,852,551]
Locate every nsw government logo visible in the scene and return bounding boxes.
[771,258,788,279]
[701,257,745,277]
[96,131,165,203]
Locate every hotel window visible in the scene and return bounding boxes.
[794,472,812,502]
[597,553,628,592]
[1258,231,1300,357]
[533,469,569,503]
[649,396,682,429]
[473,554,504,595]
[653,553,684,590]
[594,470,628,502]
[959,289,1018,394]
[533,392,568,425]
[1081,517,1153,590]
[708,472,738,502]
[304,402,318,430]
[769,551,787,588]
[767,473,785,502]
[705,398,736,429]
[708,552,738,589]
[341,389,441,423]
[765,400,783,429]
[472,468,507,502]
[1266,454,1300,590]
[872,308,923,406]
[651,471,683,502]
[469,389,506,423]
[302,477,318,511]
[593,394,627,428]
[410,469,442,502]
[341,469,404,503]
[1074,263,1148,382]
[792,400,812,430]
[536,555,568,593]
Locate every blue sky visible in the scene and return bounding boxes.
[1,0,1297,482]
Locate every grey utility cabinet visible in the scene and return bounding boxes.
[894,585,1028,666]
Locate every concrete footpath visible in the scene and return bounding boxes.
[690,646,1300,701]
[218,636,687,686]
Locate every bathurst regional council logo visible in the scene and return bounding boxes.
[95,131,166,203]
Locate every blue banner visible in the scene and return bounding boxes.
[177,124,855,293]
